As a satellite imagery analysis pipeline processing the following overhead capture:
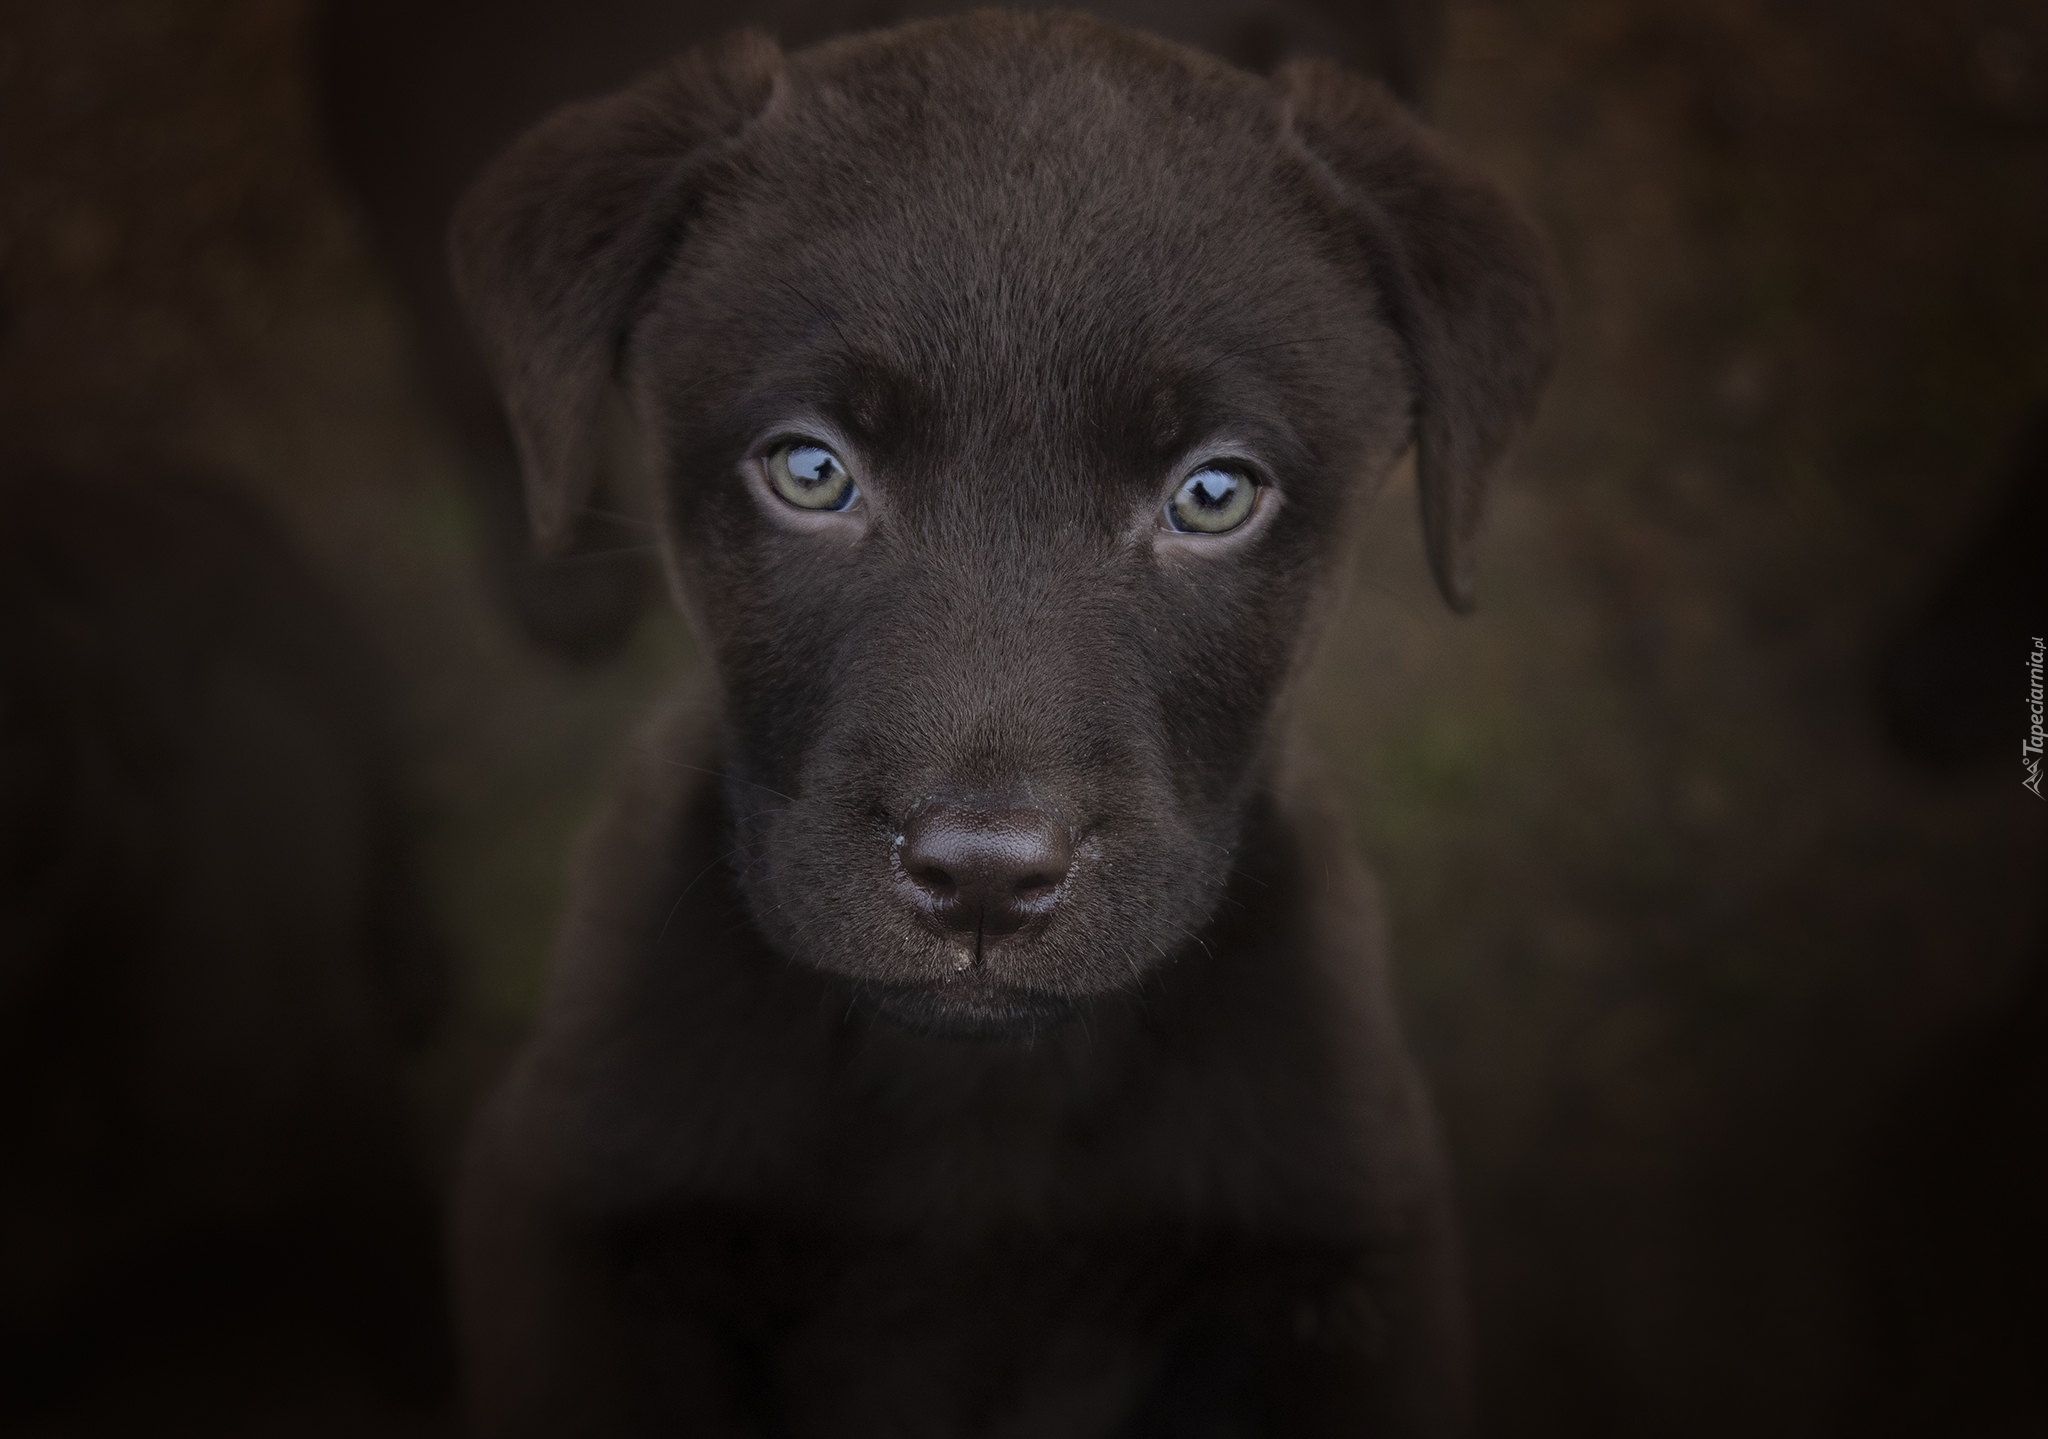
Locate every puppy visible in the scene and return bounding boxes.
[448,11,1553,1435]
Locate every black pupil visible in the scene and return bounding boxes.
[1187,470,1237,509]
[790,446,841,488]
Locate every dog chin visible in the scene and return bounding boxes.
[850,978,1082,1041]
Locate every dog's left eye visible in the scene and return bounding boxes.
[766,441,858,511]
[1165,465,1258,534]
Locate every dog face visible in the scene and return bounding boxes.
[453,14,1552,1035]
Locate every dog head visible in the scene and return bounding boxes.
[452,13,1553,1036]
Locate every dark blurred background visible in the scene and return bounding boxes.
[1,1,2043,1435]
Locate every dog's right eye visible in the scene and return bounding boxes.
[1165,464,1258,534]
[766,441,858,511]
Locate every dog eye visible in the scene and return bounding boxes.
[1166,465,1257,534]
[766,441,858,512]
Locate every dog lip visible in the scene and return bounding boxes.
[850,976,1079,1039]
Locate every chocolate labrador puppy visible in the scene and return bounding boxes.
[446,8,1552,1436]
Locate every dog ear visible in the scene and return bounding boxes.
[449,32,783,554]
[1279,60,1556,612]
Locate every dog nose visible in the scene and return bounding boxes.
[897,802,1072,937]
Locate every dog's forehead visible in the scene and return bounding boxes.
[655,18,1373,454]
[761,20,1322,323]
[782,15,1273,175]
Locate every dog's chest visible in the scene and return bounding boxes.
[617,1202,1380,1439]
[587,1012,1392,1432]
[787,1012,1380,1238]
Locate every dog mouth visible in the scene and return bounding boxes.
[737,788,1216,1028]
[847,974,1082,1040]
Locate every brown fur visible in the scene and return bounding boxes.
[447,11,1553,1435]
[319,0,1447,657]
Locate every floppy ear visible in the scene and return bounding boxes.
[449,32,783,554]
[1279,60,1556,612]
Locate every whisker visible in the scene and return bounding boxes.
[774,275,859,359]
[575,504,659,532]
[644,755,796,806]
[655,843,745,945]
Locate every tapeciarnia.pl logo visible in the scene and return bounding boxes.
[2027,636,2045,799]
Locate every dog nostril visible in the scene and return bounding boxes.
[907,859,956,895]
[897,800,1072,936]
